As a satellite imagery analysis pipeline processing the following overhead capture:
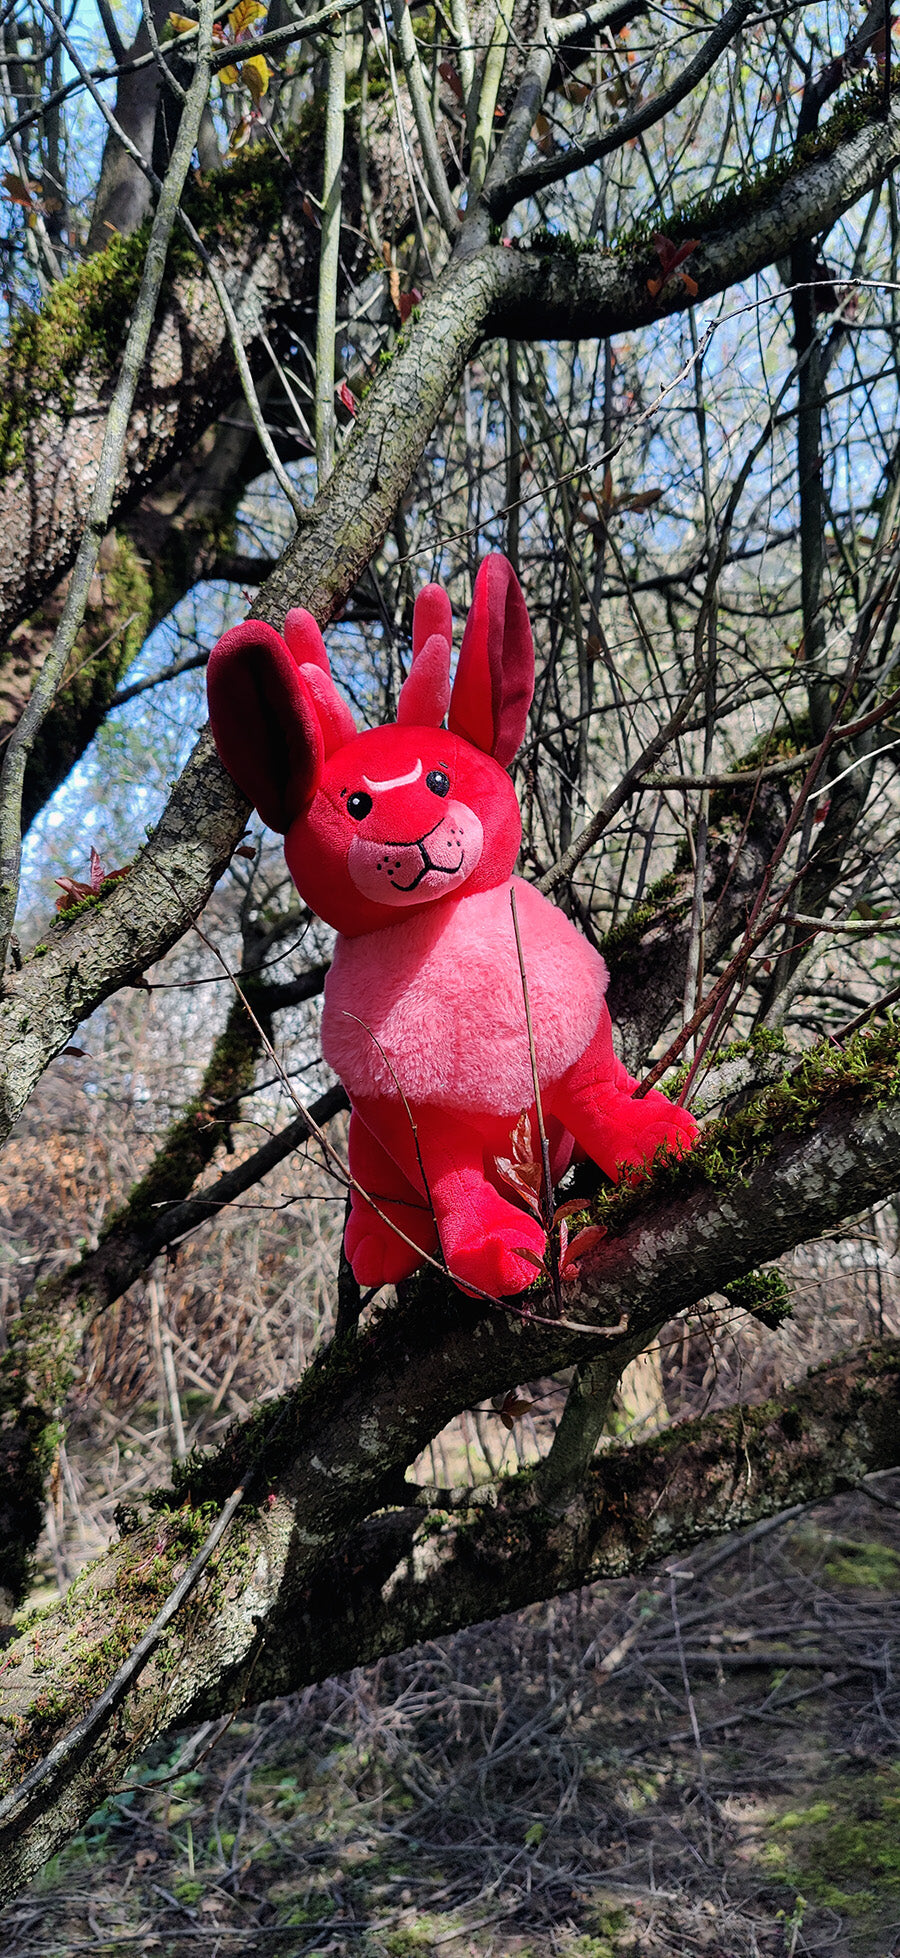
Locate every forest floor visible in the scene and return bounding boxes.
[4,1476,900,1958]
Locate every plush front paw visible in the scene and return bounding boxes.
[444,1214,548,1299]
[617,1093,698,1178]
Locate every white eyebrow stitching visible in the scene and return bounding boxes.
[361,758,423,793]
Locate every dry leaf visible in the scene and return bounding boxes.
[227,0,266,36]
[240,51,270,101]
[496,1391,535,1431]
[3,170,39,207]
[616,487,663,513]
[438,58,464,102]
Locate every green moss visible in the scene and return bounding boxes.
[759,1765,900,1928]
[172,1877,205,1906]
[822,1536,900,1591]
[724,1266,792,1329]
[382,1914,468,1955]
[612,79,888,262]
[600,872,682,958]
[16,532,153,825]
[0,235,146,467]
[0,114,321,471]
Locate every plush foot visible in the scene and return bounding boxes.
[444,1214,548,1299]
[345,1199,437,1288]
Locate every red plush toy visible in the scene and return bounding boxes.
[207,555,697,1297]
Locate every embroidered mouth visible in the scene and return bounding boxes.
[377,818,465,891]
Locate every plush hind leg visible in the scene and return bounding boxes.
[345,1109,439,1286]
[356,1097,548,1298]
[549,1005,697,1181]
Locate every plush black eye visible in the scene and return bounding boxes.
[426,768,450,798]
[347,791,373,820]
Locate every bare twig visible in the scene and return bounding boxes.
[315,17,346,484]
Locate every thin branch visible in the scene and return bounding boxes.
[391,0,460,238]
[315,17,346,484]
[489,0,754,216]
[537,671,706,896]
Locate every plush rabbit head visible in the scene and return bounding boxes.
[207,555,534,937]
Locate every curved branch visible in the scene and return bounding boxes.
[243,1337,900,1701]
[491,0,755,215]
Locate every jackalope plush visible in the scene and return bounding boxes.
[207,555,697,1297]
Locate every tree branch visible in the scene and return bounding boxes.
[4,1044,900,1892]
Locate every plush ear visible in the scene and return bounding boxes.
[412,582,453,657]
[397,633,451,726]
[284,607,357,754]
[207,619,324,833]
[448,555,534,766]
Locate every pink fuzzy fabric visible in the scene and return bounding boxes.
[207,554,700,1297]
[323,876,607,1113]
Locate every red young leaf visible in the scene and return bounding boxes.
[494,1158,544,1217]
[55,851,130,910]
[554,1198,591,1225]
[560,1223,608,1280]
[648,234,700,299]
[495,1108,546,1218]
[61,1046,88,1058]
[438,59,464,102]
[397,287,422,323]
[54,877,94,911]
[234,843,257,859]
[511,1246,547,1272]
[337,380,358,415]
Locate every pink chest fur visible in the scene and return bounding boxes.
[322,877,607,1114]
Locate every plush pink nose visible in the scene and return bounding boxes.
[347,802,483,906]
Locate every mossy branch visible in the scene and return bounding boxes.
[5,1050,900,1894]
